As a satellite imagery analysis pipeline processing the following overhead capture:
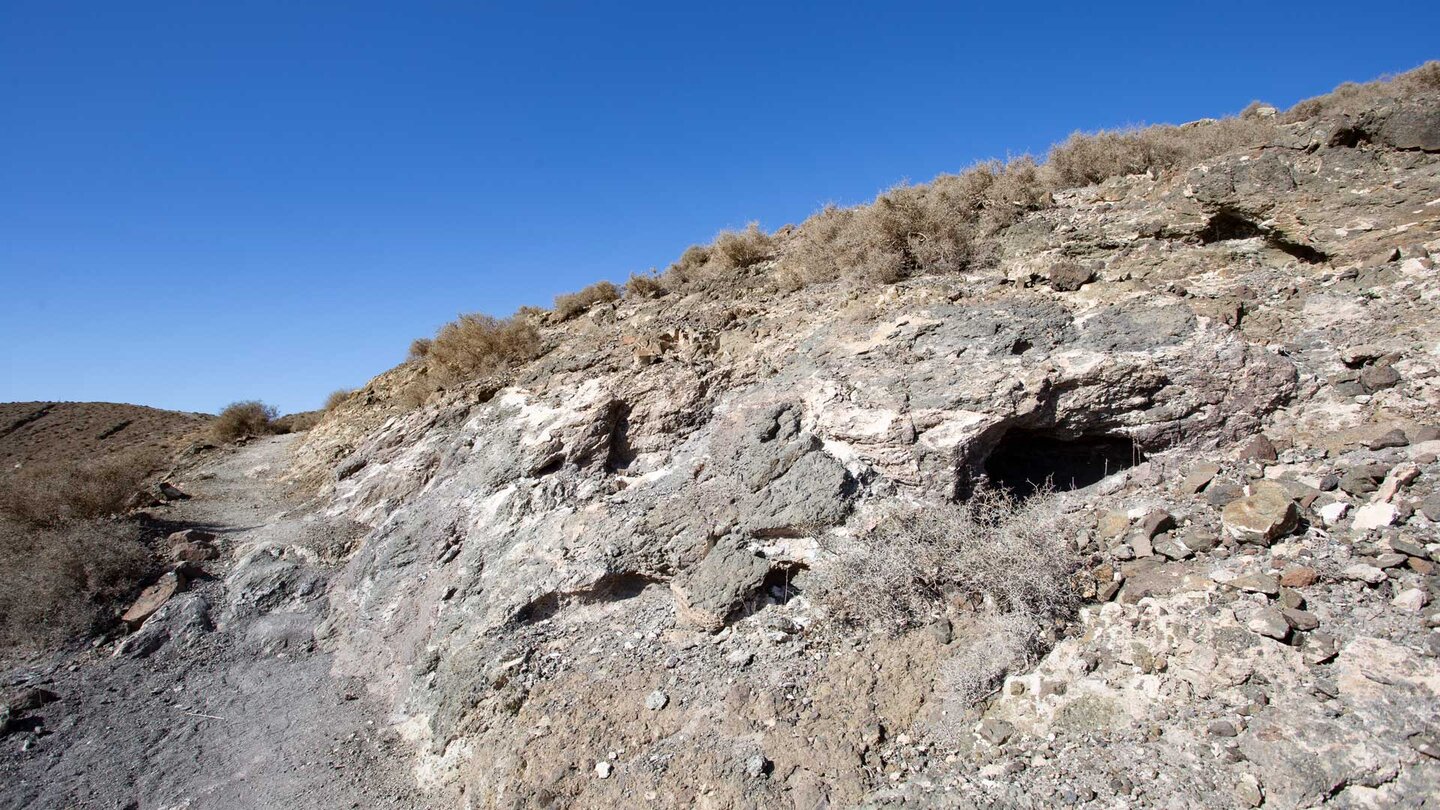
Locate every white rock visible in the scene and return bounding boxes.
[1352,503,1399,532]
[595,761,613,779]
[1342,564,1386,584]
[1393,588,1430,612]
[1318,501,1349,527]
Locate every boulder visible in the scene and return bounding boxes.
[670,541,772,631]
[1222,484,1299,544]
[121,571,187,629]
[1048,261,1095,292]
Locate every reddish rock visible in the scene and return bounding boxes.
[121,571,187,629]
[1279,566,1319,588]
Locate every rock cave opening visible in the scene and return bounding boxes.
[982,428,1143,499]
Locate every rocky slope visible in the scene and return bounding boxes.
[4,70,1440,809]
[0,401,211,470]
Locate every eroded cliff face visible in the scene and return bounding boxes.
[282,91,1440,808]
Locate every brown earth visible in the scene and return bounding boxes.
[0,402,212,471]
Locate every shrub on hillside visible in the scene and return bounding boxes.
[0,449,162,527]
[776,159,1046,290]
[626,270,666,299]
[0,516,152,650]
[324,388,356,411]
[425,313,542,382]
[554,280,621,321]
[664,223,775,290]
[408,338,432,361]
[211,400,278,443]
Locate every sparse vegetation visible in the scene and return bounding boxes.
[408,337,432,361]
[0,516,152,650]
[0,449,162,527]
[211,400,279,443]
[554,280,621,321]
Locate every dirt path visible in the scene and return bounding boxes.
[0,435,421,810]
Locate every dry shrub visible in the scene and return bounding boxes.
[408,337,433,361]
[818,488,1078,636]
[0,449,162,527]
[0,516,151,650]
[425,313,542,383]
[1285,61,1440,121]
[818,488,1080,726]
[664,223,775,291]
[211,400,278,443]
[554,280,621,321]
[1046,114,1275,189]
[777,158,1047,289]
[626,270,666,299]
[324,389,356,411]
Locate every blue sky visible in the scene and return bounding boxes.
[2,1,1436,414]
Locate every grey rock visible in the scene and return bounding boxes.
[1248,608,1289,640]
[1230,574,1280,596]
[1365,428,1409,450]
[979,717,1015,745]
[743,754,772,778]
[645,689,669,711]
[1048,261,1095,292]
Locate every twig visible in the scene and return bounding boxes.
[182,710,227,721]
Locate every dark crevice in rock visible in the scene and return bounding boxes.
[1328,126,1369,149]
[1198,210,1328,264]
[982,428,1144,499]
[604,402,637,472]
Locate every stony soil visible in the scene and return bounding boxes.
[0,436,419,810]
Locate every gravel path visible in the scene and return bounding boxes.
[0,435,421,810]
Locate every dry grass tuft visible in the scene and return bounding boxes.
[0,449,162,527]
[408,337,432,361]
[664,223,775,291]
[554,280,621,321]
[625,270,666,299]
[777,158,1047,290]
[0,516,152,650]
[212,401,278,443]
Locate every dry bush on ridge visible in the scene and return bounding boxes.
[408,337,433,361]
[0,448,162,528]
[211,400,278,443]
[554,280,621,321]
[1045,116,1274,188]
[0,516,152,650]
[424,312,542,383]
[625,270,666,299]
[776,158,1047,290]
[1285,60,1440,121]
[324,389,356,411]
[664,223,775,291]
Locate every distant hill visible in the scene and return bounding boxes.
[0,401,212,471]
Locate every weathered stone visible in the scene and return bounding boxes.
[670,541,772,631]
[1239,434,1278,463]
[1280,608,1319,632]
[121,571,187,629]
[1316,501,1348,527]
[1138,509,1176,539]
[1365,428,1409,450]
[1278,587,1306,610]
[157,482,190,501]
[645,689,669,711]
[1278,566,1319,588]
[1249,608,1289,640]
[1341,564,1386,584]
[1096,510,1131,540]
[1207,719,1239,737]
[1352,502,1399,532]
[1048,261,1095,292]
[1360,363,1400,392]
[1179,463,1220,494]
[1222,485,1299,544]
[978,717,1015,745]
[1229,573,1280,596]
[1205,482,1246,507]
[1393,588,1429,612]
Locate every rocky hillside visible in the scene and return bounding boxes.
[4,66,1439,809]
[0,401,210,471]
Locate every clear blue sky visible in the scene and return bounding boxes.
[2,2,1435,414]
